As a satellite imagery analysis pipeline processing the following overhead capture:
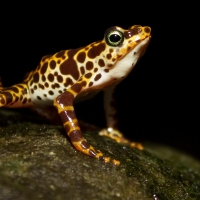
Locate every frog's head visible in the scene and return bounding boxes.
[101,25,151,79]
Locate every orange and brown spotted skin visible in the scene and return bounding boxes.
[0,25,151,164]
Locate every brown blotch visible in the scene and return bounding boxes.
[87,43,106,59]
[54,83,60,88]
[22,98,27,104]
[40,62,48,74]
[94,68,98,73]
[62,56,66,60]
[57,75,63,83]
[81,141,90,149]
[47,73,54,82]
[55,50,65,58]
[86,61,94,70]
[64,78,73,87]
[39,84,44,89]
[34,85,37,90]
[94,74,102,81]
[109,49,114,53]
[54,72,58,76]
[20,95,23,101]
[77,52,86,63]
[104,69,109,73]
[60,110,76,123]
[50,60,56,70]
[80,66,85,75]
[106,54,112,60]
[57,60,61,64]
[107,64,113,68]
[89,82,93,87]
[112,58,116,62]
[30,89,34,94]
[42,75,46,82]
[98,59,105,67]
[49,90,54,95]
[15,96,19,102]
[60,49,80,80]
[85,73,92,79]
[69,130,83,142]
[44,82,49,88]
[71,83,82,93]
[37,96,42,100]
[33,72,39,83]
[82,81,87,87]
[2,92,13,104]
[58,90,62,94]
[44,94,47,97]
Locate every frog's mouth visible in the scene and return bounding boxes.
[136,36,151,58]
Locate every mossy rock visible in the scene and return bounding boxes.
[0,109,200,200]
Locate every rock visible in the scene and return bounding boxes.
[0,109,200,200]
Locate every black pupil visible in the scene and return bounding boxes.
[110,34,121,43]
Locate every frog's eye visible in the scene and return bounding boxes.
[105,30,124,47]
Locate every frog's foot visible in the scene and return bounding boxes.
[99,128,144,150]
[72,138,112,163]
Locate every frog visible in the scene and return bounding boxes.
[0,25,151,164]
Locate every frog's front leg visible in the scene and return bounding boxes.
[99,87,143,150]
[53,81,110,162]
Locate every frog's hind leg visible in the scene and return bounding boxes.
[0,81,33,108]
[99,87,143,150]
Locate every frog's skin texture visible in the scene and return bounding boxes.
[0,25,151,164]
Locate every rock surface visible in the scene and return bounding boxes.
[0,109,200,200]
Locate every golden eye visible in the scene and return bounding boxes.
[106,30,124,47]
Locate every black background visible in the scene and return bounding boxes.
[1,3,199,160]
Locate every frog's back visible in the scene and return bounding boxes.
[25,25,151,106]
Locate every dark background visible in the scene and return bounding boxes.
[1,3,199,160]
